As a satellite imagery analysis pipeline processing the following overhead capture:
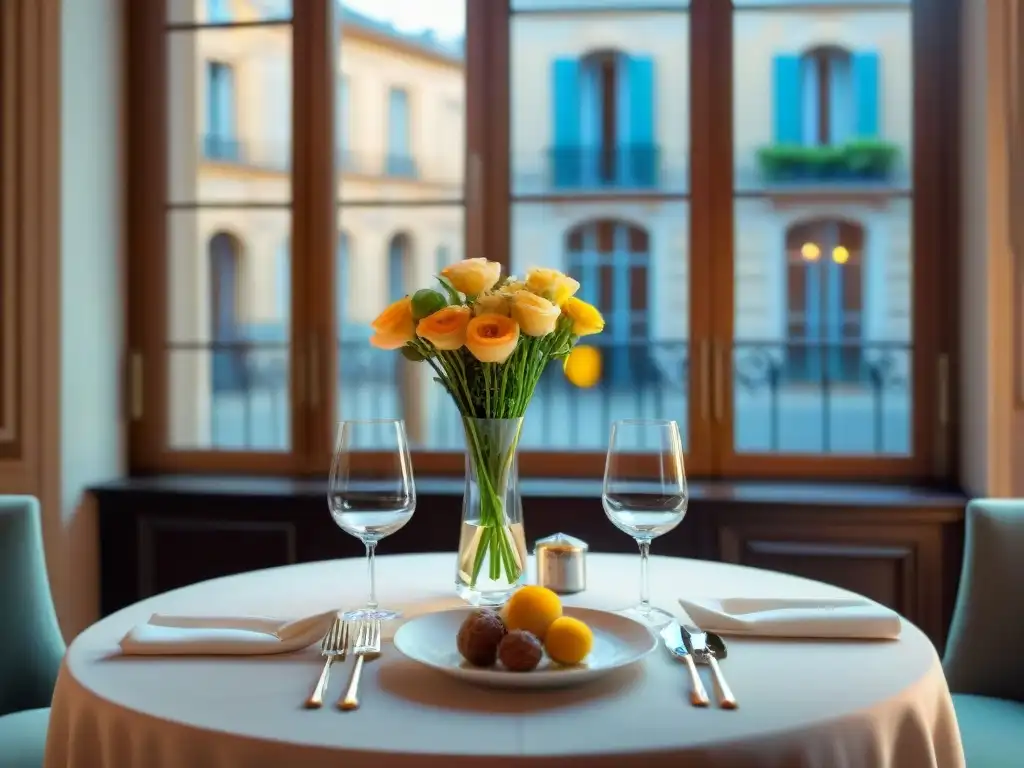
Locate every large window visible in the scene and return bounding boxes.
[129,0,955,480]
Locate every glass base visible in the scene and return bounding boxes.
[455,580,518,607]
[342,607,401,622]
[617,604,676,629]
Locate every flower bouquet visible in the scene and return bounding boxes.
[369,258,604,604]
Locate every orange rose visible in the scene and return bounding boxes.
[370,296,415,349]
[417,305,471,351]
[465,314,521,364]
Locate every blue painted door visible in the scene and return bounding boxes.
[566,221,649,388]
[551,58,581,188]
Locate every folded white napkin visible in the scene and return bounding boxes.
[119,610,338,656]
[678,597,902,640]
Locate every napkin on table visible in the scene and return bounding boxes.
[119,610,338,656]
[678,596,902,640]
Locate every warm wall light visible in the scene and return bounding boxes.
[832,246,850,264]
[800,242,820,261]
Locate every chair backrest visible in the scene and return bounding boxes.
[0,496,65,717]
[943,499,1024,701]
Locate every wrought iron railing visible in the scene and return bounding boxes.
[171,338,910,456]
[547,144,661,190]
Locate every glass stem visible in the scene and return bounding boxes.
[365,539,378,610]
[637,539,651,612]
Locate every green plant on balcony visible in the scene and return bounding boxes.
[755,140,900,183]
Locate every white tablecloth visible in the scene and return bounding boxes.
[44,553,964,767]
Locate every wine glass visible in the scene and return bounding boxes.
[328,419,416,621]
[602,419,688,629]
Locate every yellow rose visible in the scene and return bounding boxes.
[370,296,416,349]
[525,268,580,306]
[562,297,605,336]
[416,305,471,351]
[441,258,502,296]
[510,290,560,337]
[500,279,526,295]
[473,292,511,317]
[465,314,520,364]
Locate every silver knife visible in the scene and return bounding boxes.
[682,624,738,710]
[659,622,710,707]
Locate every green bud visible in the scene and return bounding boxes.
[400,345,428,362]
[411,288,447,320]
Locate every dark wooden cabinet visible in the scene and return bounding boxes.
[93,477,965,653]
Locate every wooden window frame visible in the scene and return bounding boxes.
[127,0,960,483]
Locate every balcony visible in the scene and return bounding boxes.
[542,144,668,193]
[194,337,910,455]
[749,140,903,191]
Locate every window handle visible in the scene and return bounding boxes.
[128,351,144,421]
[713,341,728,425]
[699,339,711,422]
[308,331,321,410]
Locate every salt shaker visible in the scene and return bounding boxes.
[534,533,588,594]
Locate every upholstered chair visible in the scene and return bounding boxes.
[0,496,66,767]
[944,499,1024,766]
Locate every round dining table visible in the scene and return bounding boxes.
[44,552,964,768]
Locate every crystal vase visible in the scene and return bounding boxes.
[455,417,528,606]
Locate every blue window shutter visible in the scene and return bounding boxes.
[773,55,802,144]
[551,58,581,188]
[627,55,656,187]
[852,51,880,138]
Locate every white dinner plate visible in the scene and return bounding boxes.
[391,606,657,690]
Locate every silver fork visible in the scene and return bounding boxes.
[338,619,382,711]
[304,617,348,709]
[684,624,738,710]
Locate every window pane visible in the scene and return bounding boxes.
[338,2,464,202]
[511,10,689,197]
[335,0,466,450]
[336,206,465,449]
[731,4,912,455]
[509,4,690,454]
[167,25,292,204]
[511,202,690,451]
[168,0,293,25]
[167,209,291,451]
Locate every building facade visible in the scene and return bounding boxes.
[171,0,913,454]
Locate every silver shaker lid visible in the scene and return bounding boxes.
[534,532,589,554]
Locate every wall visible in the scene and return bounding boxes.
[58,0,125,636]
[958,0,1014,497]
